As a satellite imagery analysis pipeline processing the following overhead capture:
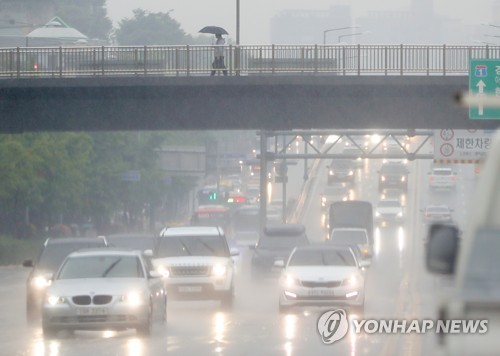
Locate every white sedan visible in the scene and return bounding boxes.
[41,249,166,337]
[277,244,368,313]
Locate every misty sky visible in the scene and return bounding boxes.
[106,0,499,44]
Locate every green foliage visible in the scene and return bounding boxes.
[54,0,112,40]
[115,9,192,45]
[0,235,42,265]
[0,131,208,235]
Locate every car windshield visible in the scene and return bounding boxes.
[380,164,406,173]
[258,235,308,250]
[37,241,106,271]
[57,255,144,279]
[329,230,368,245]
[378,200,401,208]
[330,160,352,169]
[288,249,356,267]
[156,235,229,258]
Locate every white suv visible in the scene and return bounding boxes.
[152,226,239,308]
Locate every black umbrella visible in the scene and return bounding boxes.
[199,26,229,35]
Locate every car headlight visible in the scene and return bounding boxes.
[121,291,143,306]
[342,275,360,287]
[329,170,334,175]
[401,176,406,182]
[348,170,354,176]
[212,264,227,277]
[375,211,380,217]
[397,211,403,217]
[381,176,386,181]
[284,274,300,287]
[45,295,65,306]
[32,275,51,289]
[157,265,170,278]
[321,196,326,203]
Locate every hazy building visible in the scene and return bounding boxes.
[271,6,353,45]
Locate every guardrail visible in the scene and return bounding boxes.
[1,44,499,78]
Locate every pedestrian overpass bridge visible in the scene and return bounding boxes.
[0,44,499,132]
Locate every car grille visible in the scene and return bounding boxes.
[51,315,136,323]
[72,295,91,305]
[93,295,112,305]
[72,295,113,305]
[301,281,342,288]
[170,266,211,277]
[295,295,347,301]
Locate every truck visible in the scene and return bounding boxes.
[328,201,374,246]
[426,129,500,355]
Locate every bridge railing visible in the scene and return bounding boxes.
[0,44,499,78]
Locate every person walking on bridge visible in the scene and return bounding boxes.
[211,34,227,76]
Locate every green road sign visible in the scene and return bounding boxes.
[469,59,500,119]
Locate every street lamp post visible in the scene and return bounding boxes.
[338,32,366,44]
[236,0,240,45]
[323,26,359,45]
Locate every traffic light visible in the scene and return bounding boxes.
[209,191,217,201]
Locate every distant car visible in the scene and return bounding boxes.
[321,183,351,210]
[378,162,409,192]
[41,249,166,337]
[421,205,454,224]
[375,198,404,225]
[105,233,156,251]
[152,226,239,308]
[191,205,231,231]
[428,167,457,190]
[251,224,309,280]
[327,159,356,185]
[229,205,260,246]
[382,142,408,165]
[277,244,368,313]
[23,236,108,323]
[342,147,364,168]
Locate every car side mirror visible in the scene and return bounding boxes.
[426,223,459,275]
[143,249,153,257]
[230,247,240,256]
[149,270,162,279]
[274,260,285,268]
[23,259,34,268]
[359,260,371,269]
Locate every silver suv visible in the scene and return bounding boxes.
[152,226,239,308]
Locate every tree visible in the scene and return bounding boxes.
[0,0,112,41]
[115,9,191,45]
[54,0,112,40]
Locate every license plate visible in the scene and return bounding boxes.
[308,289,335,297]
[178,286,202,293]
[77,308,108,315]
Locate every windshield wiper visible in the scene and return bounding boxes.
[179,239,192,256]
[101,258,122,277]
[195,238,218,256]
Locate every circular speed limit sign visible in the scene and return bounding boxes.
[440,129,454,141]
[440,143,454,157]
